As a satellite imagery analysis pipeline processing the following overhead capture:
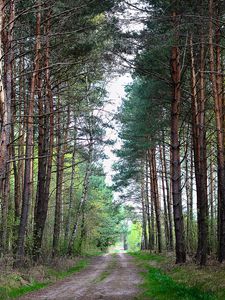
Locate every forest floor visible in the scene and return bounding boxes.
[16,253,141,300]
[0,255,89,299]
[131,251,225,300]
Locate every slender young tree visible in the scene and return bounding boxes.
[52,103,70,256]
[149,148,162,253]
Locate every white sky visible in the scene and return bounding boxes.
[103,74,132,185]
[102,0,145,187]
[100,0,143,221]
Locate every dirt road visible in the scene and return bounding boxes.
[19,253,141,300]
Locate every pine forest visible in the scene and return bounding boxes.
[0,1,225,299]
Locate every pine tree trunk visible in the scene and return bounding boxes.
[145,156,151,250]
[190,35,208,265]
[170,11,186,263]
[0,0,15,254]
[209,0,225,262]
[209,144,215,252]
[148,149,155,250]
[159,145,169,250]
[64,123,76,243]
[185,140,190,253]
[52,104,70,256]
[141,166,148,250]
[67,137,93,255]
[16,2,41,262]
[162,136,173,251]
[33,9,54,261]
[149,148,162,253]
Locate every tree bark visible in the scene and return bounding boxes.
[0,0,15,254]
[159,144,169,250]
[190,34,208,265]
[141,165,148,250]
[145,156,151,250]
[52,104,70,256]
[209,0,225,262]
[170,11,186,263]
[16,2,41,261]
[149,148,162,253]
[162,135,173,251]
[67,136,93,255]
[33,8,54,261]
[64,120,77,243]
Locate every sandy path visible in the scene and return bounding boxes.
[18,253,141,300]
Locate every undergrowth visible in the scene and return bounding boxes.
[0,258,88,300]
[131,252,224,300]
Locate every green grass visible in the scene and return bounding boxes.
[46,259,88,280]
[5,282,48,299]
[131,251,166,263]
[81,250,103,257]
[93,270,111,283]
[131,252,217,300]
[92,254,117,284]
[0,259,88,300]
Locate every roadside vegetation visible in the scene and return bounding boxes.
[131,252,225,300]
[0,257,88,299]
